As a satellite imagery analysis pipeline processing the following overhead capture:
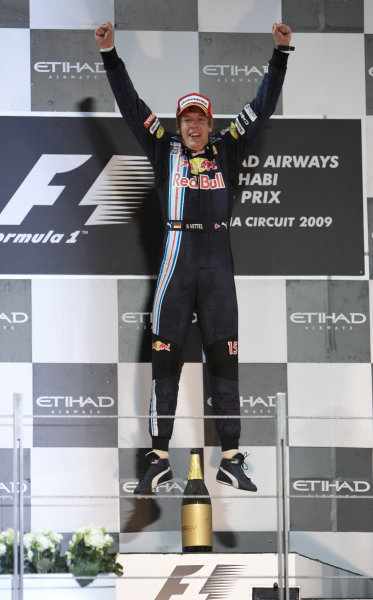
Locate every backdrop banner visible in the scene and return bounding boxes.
[0,116,363,276]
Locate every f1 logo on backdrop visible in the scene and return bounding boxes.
[0,154,153,226]
[0,109,167,275]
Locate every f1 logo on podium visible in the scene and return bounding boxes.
[154,564,245,599]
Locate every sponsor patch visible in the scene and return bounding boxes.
[244,103,257,122]
[156,125,165,139]
[239,111,249,126]
[167,221,182,229]
[229,122,238,139]
[235,118,245,135]
[149,118,160,135]
[214,221,228,229]
[143,113,156,128]
[212,145,218,155]
[170,141,182,154]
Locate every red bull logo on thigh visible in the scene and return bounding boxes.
[152,340,171,351]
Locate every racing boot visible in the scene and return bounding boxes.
[216,452,257,492]
[134,451,173,494]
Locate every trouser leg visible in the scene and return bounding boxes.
[204,335,240,445]
[149,243,196,445]
[197,264,241,447]
[149,333,184,443]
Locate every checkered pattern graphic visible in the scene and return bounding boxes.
[1,0,373,578]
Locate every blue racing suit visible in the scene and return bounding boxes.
[101,47,288,450]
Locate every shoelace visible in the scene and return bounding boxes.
[233,452,249,470]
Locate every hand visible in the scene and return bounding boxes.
[94,21,114,49]
[272,22,292,46]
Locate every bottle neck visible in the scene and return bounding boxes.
[188,453,203,480]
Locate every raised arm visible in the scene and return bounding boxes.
[219,23,293,166]
[94,22,169,168]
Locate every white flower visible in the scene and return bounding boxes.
[23,533,33,549]
[35,534,52,552]
[27,549,34,561]
[51,532,63,544]
[0,543,7,556]
[104,534,113,547]
[84,530,106,549]
[3,529,14,544]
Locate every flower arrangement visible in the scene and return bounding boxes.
[0,525,123,588]
[0,529,16,574]
[66,525,123,587]
[23,529,66,574]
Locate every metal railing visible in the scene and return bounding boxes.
[6,391,373,599]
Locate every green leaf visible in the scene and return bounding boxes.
[35,557,53,573]
[70,558,101,588]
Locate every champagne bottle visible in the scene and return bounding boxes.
[181,449,212,552]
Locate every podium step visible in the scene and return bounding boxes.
[116,552,373,600]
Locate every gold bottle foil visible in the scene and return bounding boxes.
[181,503,213,547]
[188,453,203,480]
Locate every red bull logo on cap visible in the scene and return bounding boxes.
[152,340,171,351]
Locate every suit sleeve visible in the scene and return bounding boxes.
[101,48,169,168]
[220,48,288,165]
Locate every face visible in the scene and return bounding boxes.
[177,107,213,151]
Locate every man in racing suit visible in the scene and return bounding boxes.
[95,21,292,494]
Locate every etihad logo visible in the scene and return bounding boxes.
[240,395,276,414]
[36,395,115,415]
[203,64,267,83]
[208,395,276,415]
[293,479,371,494]
[0,155,154,233]
[33,61,105,80]
[0,481,28,496]
[122,312,198,327]
[290,312,366,330]
[0,311,29,330]
[122,479,186,495]
[122,311,152,327]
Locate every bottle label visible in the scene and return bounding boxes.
[181,504,212,547]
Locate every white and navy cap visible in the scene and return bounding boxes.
[176,92,213,118]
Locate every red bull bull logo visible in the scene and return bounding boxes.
[178,156,217,175]
[152,340,171,351]
[189,157,217,174]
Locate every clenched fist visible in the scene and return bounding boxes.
[272,23,292,46]
[94,21,115,49]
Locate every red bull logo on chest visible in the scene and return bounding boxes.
[172,172,225,190]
